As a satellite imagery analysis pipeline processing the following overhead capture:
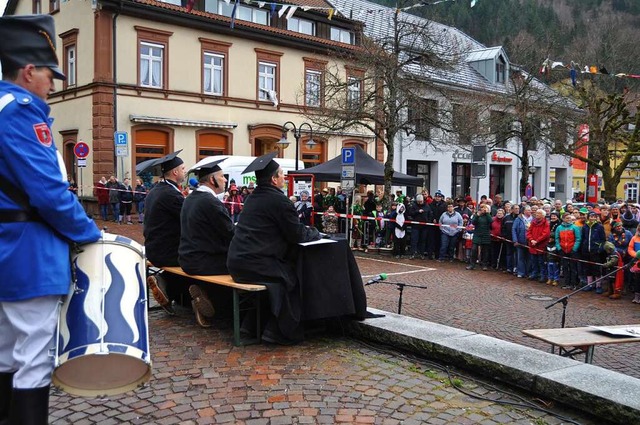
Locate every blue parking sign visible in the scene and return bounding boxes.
[342,147,355,165]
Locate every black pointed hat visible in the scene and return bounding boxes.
[0,15,66,80]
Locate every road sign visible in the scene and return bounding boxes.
[74,141,89,159]
[471,162,486,178]
[114,131,129,157]
[525,184,533,199]
[341,179,355,193]
[77,158,87,167]
[341,147,356,165]
[341,165,355,179]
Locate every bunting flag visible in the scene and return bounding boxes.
[539,57,640,84]
[185,0,480,28]
[230,0,239,28]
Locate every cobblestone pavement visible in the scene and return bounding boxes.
[62,220,629,424]
[354,252,640,379]
[51,307,598,424]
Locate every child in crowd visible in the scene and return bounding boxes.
[322,205,339,234]
[372,203,387,248]
[391,203,407,258]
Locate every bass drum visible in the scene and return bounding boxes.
[53,233,151,396]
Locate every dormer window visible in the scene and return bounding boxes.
[205,0,268,25]
[288,17,315,36]
[330,27,355,44]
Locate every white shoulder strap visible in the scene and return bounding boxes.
[0,93,16,113]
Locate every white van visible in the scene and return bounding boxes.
[189,155,306,192]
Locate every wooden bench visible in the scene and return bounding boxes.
[147,263,267,346]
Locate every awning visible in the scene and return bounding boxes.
[129,114,237,129]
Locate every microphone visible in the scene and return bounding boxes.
[365,273,388,286]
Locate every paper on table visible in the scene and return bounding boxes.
[588,326,640,338]
[298,238,338,246]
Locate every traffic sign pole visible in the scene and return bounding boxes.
[341,147,357,247]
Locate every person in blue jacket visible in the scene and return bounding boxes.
[0,15,100,424]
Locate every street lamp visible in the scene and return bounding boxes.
[277,121,316,170]
[528,155,537,175]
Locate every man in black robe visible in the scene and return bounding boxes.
[227,152,319,344]
[142,151,190,313]
[179,159,234,327]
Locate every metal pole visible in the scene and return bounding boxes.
[294,131,300,171]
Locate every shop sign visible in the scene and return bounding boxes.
[491,152,513,163]
[451,149,471,161]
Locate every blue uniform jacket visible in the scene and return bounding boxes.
[0,81,100,301]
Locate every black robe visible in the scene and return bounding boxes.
[179,190,234,275]
[143,180,184,267]
[227,184,319,337]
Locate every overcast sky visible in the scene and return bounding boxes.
[0,0,6,15]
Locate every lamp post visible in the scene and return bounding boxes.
[277,121,316,170]
[528,155,536,198]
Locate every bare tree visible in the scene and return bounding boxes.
[298,2,467,203]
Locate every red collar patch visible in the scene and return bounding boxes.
[33,123,52,147]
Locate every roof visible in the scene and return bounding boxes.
[467,46,508,63]
[131,0,358,50]
[328,0,569,103]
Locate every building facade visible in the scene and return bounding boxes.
[6,0,375,196]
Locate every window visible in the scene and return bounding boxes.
[406,161,431,198]
[452,103,476,145]
[203,53,224,95]
[258,62,275,101]
[32,0,41,13]
[136,26,172,90]
[288,17,315,35]
[301,138,325,169]
[305,70,321,107]
[408,99,437,139]
[197,130,232,160]
[59,28,78,90]
[490,111,510,148]
[626,183,638,203]
[451,163,471,200]
[66,45,76,86]
[206,0,268,24]
[50,0,59,13]
[330,27,354,44]
[255,48,282,102]
[496,57,506,84]
[160,0,181,4]
[347,76,361,109]
[200,38,231,97]
[140,43,163,88]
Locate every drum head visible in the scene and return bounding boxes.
[53,354,151,397]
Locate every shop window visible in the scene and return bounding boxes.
[451,163,471,200]
[197,130,232,161]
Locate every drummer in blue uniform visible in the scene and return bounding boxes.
[0,15,101,424]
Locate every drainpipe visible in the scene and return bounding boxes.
[112,1,121,178]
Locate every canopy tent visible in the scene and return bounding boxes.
[288,145,424,187]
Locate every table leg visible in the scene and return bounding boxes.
[585,345,595,364]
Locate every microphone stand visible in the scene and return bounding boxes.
[366,280,427,314]
[544,258,636,356]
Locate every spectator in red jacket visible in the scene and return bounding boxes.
[94,176,110,221]
[527,209,550,282]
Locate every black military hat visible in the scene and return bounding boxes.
[0,15,66,80]
[135,150,184,175]
[193,158,225,179]
[242,151,279,182]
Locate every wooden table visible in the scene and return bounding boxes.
[522,325,640,364]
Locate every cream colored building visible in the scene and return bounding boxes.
[6,0,374,196]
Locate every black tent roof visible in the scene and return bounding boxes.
[289,145,423,187]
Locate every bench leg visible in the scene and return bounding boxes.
[232,290,262,346]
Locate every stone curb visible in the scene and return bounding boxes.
[344,308,640,424]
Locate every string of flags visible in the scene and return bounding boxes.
[186,0,479,25]
[540,58,640,87]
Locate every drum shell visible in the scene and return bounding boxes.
[53,233,151,397]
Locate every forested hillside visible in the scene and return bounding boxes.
[368,0,640,83]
